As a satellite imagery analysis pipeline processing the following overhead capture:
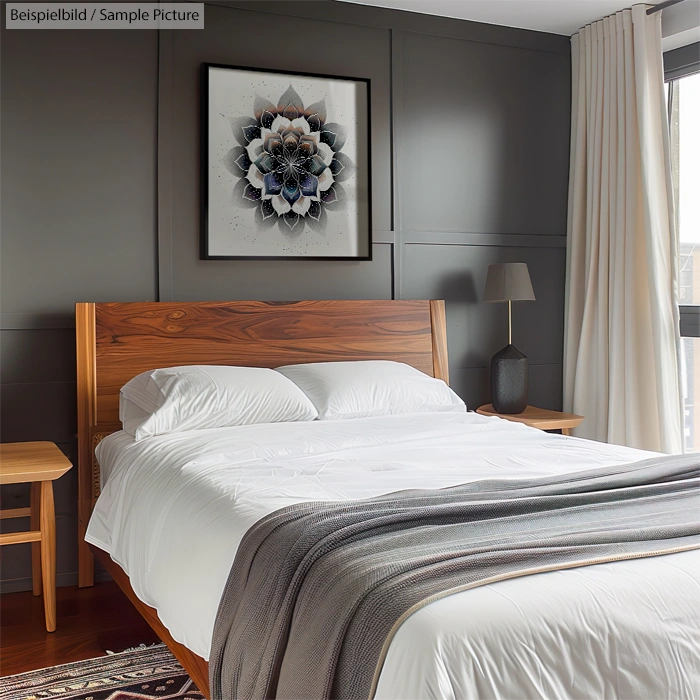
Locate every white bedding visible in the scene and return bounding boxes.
[86,411,700,699]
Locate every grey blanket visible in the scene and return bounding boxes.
[210,454,700,700]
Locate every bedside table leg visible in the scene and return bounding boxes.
[30,483,42,596]
[562,428,570,436]
[39,480,56,632]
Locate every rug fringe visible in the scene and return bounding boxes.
[106,642,164,655]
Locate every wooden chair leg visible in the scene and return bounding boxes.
[30,482,42,596]
[40,481,56,632]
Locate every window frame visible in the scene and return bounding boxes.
[664,42,700,338]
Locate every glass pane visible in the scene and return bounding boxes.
[677,73,700,305]
[682,336,700,452]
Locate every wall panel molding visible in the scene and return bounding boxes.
[372,231,395,244]
[391,27,405,299]
[157,29,175,302]
[404,232,566,248]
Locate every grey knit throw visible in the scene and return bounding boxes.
[210,453,700,700]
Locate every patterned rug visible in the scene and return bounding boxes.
[0,644,205,700]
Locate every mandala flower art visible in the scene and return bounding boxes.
[223,85,355,235]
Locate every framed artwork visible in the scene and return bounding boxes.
[201,63,372,260]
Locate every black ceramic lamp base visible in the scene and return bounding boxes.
[490,344,528,414]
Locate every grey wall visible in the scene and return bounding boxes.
[0,0,570,592]
[0,26,159,591]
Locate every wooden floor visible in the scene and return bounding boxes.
[0,581,160,676]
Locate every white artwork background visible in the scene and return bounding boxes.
[207,67,369,258]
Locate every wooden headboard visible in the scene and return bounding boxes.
[75,299,448,586]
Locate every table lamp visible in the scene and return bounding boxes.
[483,262,535,414]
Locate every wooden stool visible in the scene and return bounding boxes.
[0,441,72,632]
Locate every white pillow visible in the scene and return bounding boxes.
[119,365,318,440]
[275,360,465,420]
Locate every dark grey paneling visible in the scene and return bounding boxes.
[401,31,570,237]
[402,243,565,407]
[0,24,158,590]
[161,3,392,301]
[451,364,563,412]
[213,1,570,57]
[0,330,75,385]
[395,23,570,412]
[0,0,571,591]
[664,41,700,80]
[0,313,75,330]
[403,244,565,366]
[0,383,76,445]
[173,244,392,301]
[528,364,564,410]
[0,27,159,317]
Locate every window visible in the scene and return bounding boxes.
[666,48,700,451]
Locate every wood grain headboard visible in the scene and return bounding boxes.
[75,299,448,586]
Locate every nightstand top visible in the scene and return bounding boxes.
[0,441,72,485]
[476,404,584,431]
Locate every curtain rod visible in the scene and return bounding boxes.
[647,0,685,15]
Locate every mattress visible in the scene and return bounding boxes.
[86,411,700,699]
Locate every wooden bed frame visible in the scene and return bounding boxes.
[75,299,449,696]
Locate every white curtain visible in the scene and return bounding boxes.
[564,5,684,454]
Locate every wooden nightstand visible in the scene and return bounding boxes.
[476,404,584,435]
[0,441,72,632]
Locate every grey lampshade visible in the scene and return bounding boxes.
[483,263,536,303]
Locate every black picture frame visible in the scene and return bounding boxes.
[201,62,372,261]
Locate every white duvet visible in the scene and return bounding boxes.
[86,411,700,699]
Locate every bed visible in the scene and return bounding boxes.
[76,300,450,692]
[76,300,700,700]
